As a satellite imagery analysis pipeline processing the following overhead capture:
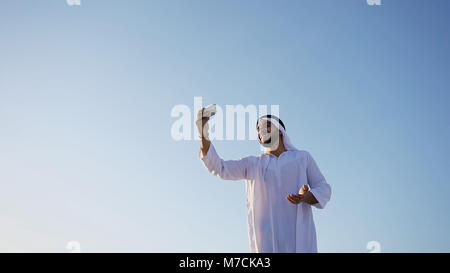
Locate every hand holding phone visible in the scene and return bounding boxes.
[202,104,216,118]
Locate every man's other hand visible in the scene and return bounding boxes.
[286,184,309,204]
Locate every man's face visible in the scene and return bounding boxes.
[257,119,281,149]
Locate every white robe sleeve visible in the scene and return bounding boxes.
[305,152,332,209]
[199,144,252,181]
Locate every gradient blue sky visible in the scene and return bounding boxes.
[1,0,449,252]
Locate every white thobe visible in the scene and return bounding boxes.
[199,144,331,253]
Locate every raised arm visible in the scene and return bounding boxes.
[200,144,252,181]
[196,108,252,181]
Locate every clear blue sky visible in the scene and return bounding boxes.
[1,0,449,252]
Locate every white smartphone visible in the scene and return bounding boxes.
[203,104,216,118]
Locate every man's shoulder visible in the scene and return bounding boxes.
[295,149,310,156]
[253,149,310,159]
[291,149,310,161]
[243,154,262,161]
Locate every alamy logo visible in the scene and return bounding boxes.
[366,241,381,253]
[66,241,81,253]
[67,0,81,6]
[170,97,280,141]
[366,0,381,6]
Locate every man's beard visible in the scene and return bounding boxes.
[260,132,280,151]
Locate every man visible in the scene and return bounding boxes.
[196,109,332,253]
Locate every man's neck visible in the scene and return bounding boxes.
[267,139,287,157]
